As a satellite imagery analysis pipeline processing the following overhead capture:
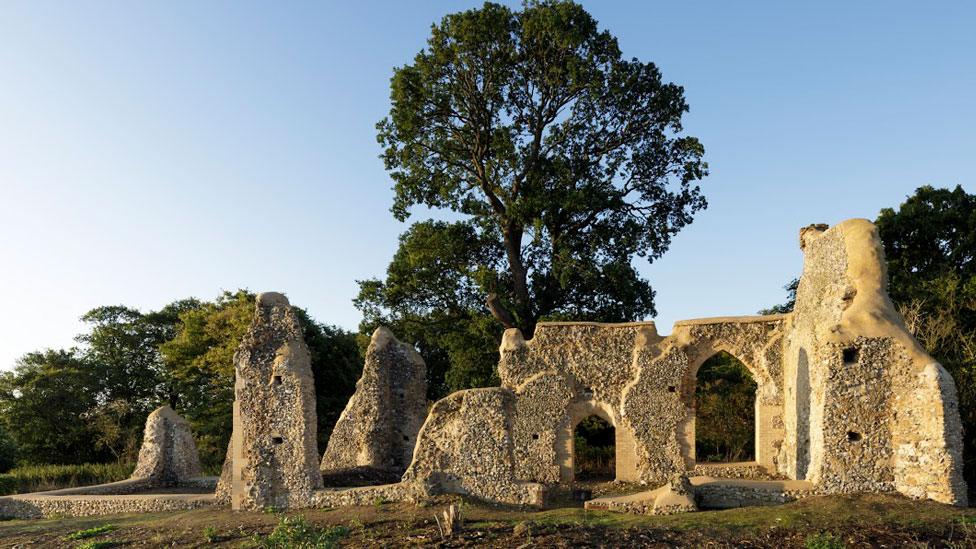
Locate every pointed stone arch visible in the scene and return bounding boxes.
[691,350,758,463]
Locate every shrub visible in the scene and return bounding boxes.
[255,515,348,548]
[805,531,844,549]
[202,525,219,543]
[0,463,134,495]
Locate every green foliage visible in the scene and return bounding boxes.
[363,0,707,396]
[295,310,363,453]
[66,524,117,540]
[78,301,200,462]
[0,463,133,495]
[0,350,101,464]
[876,185,976,499]
[876,185,975,298]
[695,352,757,462]
[804,531,844,549]
[0,426,17,473]
[202,525,219,543]
[159,291,254,469]
[254,515,348,548]
[574,415,615,479]
[356,223,502,396]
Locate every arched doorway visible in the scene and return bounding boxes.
[557,401,638,483]
[573,415,615,480]
[694,351,757,463]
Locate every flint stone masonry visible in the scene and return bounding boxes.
[402,387,547,506]
[692,477,814,509]
[131,405,203,487]
[403,316,790,501]
[0,493,214,519]
[311,483,415,507]
[402,219,967,509]
[0,474,219,518]
[781,220,968,505]
[321,327,427,476]
[224,292,323,510]
[585,474,698,516]
[2,219,966,519]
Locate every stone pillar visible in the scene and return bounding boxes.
[320,327,427,476]
[230,292,322,510]
[131,405,202,487]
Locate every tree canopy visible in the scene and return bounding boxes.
[361,0,707,394]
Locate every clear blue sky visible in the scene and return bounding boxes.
[1,1,974,371]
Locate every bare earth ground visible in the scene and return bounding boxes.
[1,493,975,548]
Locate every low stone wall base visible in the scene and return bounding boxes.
[0,493,215,519]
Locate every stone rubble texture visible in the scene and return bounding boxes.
[0,219,967,520]
[320,327,427,476]
[221,292,323,510]
[131,405,203,487]
[402,219,967,508]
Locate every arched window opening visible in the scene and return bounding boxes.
[695,351,757,463]
[574,415,615,480]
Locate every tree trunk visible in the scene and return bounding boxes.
[486,293,516,329]
[501,222,535,336]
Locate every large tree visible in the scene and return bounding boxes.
[361,1,707,393]
[76,302,199,461]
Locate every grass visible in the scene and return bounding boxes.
[804,531,844,549]
[0,463,134,495]
[65,524,116,540]
[203,525,219,543]
[525,492,971,535]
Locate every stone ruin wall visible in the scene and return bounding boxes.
[403,316,789,503]
[401,387,546,505]
[223,292,323,510]
[783,219,967,505]
[131,405,203,487]
[400,218,967,506]
[321,327,427,477]
[661,317,787,475]
[18,218,959,521]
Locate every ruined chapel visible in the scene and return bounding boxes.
[0,219,966,518]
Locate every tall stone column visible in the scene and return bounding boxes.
[230,292,322,510]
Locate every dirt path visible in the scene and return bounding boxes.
[0,493,973,547]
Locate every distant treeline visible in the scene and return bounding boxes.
[0,290,363,472]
